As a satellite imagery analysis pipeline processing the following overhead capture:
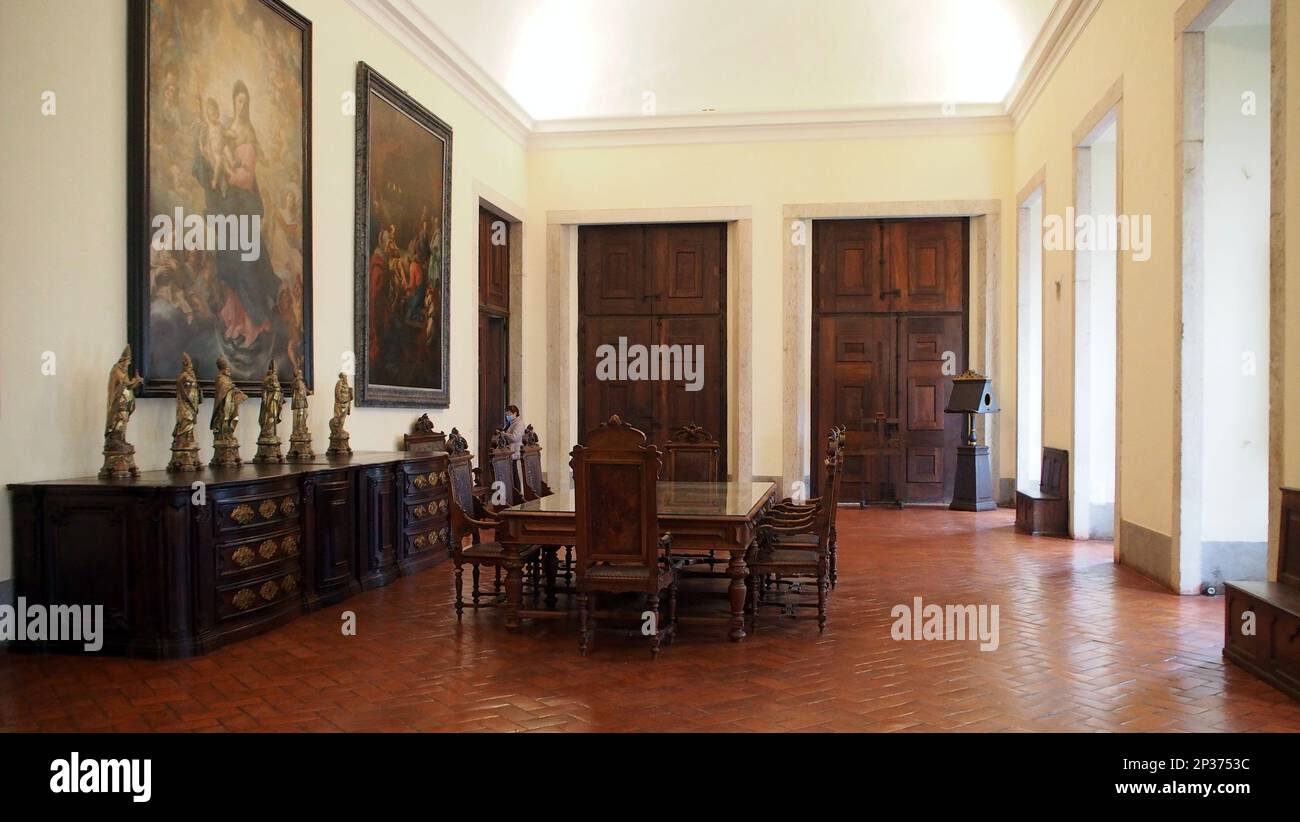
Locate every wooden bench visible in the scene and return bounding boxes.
[1224,487,1300,701]
[1015,447,1069,537]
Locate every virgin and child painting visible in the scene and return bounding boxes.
[128,0,312,396]
[353,62,453,407]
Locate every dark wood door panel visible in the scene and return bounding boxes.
[814,315,895,500]
[812,217,967,504]
[814,219,887,313]
[580,316,657,440]
[580,225,647,315]
[478,207,510,313]
[886,219,965,313]
[478,313,507,469]
[579,223,727,458]
[648,223,724,315]
[658,315,724,452]
[898,314,964,502]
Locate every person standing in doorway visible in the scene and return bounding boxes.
[503,404,525,498]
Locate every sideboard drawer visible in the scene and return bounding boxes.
[214,481,301,534]
[218,526,302,579]
[216,567,304,623]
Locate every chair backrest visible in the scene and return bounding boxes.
[445,428,477,541]
[826,427,845,523]
[569,415,662,587]
[812,446,840,551]
[1040,447,1069,498]
[663,422,721,482]
[487,428,520,506]
[519,424,551,501]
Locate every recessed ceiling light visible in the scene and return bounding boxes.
[701,107,716,112]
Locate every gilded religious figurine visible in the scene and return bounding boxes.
[99,345,145,478]
[166,352,203,472]
[327,372,354,456]
[253,360,285,463]
[286,365,315,462]
[209,356,249,467]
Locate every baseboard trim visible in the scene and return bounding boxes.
[1118,519,1175,591]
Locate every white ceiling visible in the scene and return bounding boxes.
[405,0,1059,123]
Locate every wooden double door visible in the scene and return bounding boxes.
[812,218,968,503]
[578,223,726,456]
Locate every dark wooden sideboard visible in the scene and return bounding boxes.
[8,451,450,658]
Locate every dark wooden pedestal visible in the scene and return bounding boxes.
[950,445,995,512]
[8,451,449,658]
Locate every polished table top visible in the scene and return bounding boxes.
[502,481,776,520]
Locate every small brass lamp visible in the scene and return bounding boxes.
[945,370,999,511]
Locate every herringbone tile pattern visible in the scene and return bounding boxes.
[2,507,1298,732]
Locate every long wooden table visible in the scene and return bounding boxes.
[495,481,776,641]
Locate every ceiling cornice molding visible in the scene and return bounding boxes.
[1004,0,1105,126]
[529,112,1013,150]
[346,0,534,144]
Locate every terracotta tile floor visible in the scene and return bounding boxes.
[3,506,1299,732]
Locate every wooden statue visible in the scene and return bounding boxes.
[286,365,315,462]
[209,356,248,468]
[99,344,144,478]
[253,360,285,464]
[166,352,203,472]
[327,372,354,456]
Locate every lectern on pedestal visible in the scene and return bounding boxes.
[945,370,999,512]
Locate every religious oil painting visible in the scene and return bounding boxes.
[353,61,453,407]
[128,0,312,396]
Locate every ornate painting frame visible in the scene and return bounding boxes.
[126,0,314,398]
[353,61,453,408]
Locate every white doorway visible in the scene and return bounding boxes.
[1016,184,1044,494]
[1178,0,1271,591]
[1072,116,1118,540]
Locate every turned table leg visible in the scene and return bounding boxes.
[727,551,748,642]
[543,546,559,609]
[503,555,524,631]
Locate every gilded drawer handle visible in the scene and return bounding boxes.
[282,573,299,594]
[413,504,427,519]
[231,504,255,525]
[413,474,428,489]
[282,535,300,556]
[232,588,256,610]
[280,496,297,516]
[259,580,280,601]
[258,500,278,519]
[231,546,254,568]
[413,534,427,549]
[258,539,278,560]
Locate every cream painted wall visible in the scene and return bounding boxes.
[1013,0,1180,578]
[0,0,527,582]
[525,134,1016,480]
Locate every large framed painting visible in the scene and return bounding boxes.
[353,61,452,407]
[127,0,312,397]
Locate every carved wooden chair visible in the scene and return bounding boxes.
[663,422,721,482]
[763,427,845,587]
[518,424,574,584]
[746,444,838,633]
[476,428,522,511]
[447,428,541,618]
[570,415,679,657]
[662,422,724,571]
[519,424,553,501]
